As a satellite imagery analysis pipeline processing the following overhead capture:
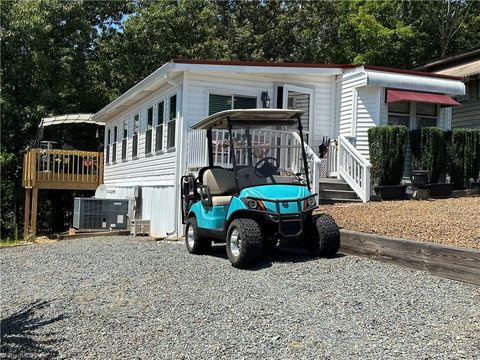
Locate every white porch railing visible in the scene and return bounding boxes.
[327,140,338,177]
[291,132,322,194]
[186,129,303,174]
[337,135,371,202]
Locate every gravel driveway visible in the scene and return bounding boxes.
[1,236,479,359]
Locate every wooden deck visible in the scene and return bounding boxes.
[23,148,103,190]
[22,148,104,238]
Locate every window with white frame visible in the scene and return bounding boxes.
[416,102,437,129]
[155,100,164,152]
[208,93,257,116]
[106,128,111,164]
[167,94,177,149]
[146,106,153,154]
[112,125,118,163]
[122,120,128,160]
[388,101,438,129]
[132,114,139,158]
[388,101,410,128]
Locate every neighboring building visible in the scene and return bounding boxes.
[91,59,465,237]
[416,48,480,129]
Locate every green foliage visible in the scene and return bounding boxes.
[448,129,480,189]
[420,127,446,183]
[368,126,408,186]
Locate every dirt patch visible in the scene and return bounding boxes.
[316,197,480,249]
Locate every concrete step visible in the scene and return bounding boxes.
[318,197,363,204]
[318,189,359,200]
[319,178,351,191]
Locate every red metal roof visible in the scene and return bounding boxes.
[386,89,460,106]
[172,59,462,80]
[173,58,354,69]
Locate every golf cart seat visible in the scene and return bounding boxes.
[202,168,235,206]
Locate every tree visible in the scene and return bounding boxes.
[1,0,132,238]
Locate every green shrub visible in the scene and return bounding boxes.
[448,128,480,189]
[421,127,446,183]
[410,127,447,183]
[368,125,408,186]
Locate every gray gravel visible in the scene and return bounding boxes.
[1,236,479,359]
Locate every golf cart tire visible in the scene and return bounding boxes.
[226,218,263,268]
[308,214,340,257]
[185,217,211,255]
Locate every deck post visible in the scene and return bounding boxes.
[31,188,38,238]
[24,189,31,239]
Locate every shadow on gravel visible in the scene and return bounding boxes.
[1,300,65,359]
[208,244,345,270]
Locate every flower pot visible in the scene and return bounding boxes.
[428,183,453,198]
[411,170,429,189]
[377,185,407,200]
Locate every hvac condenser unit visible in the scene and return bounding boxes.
[73,198,129,231]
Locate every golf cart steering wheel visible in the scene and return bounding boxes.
[254,157,279,178]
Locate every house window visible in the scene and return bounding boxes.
[146,106,153,154]
[208,94,257,115]
[132,114,139,158]
[106,128,111,164]
[388,101,410,128]
[122,120,127,160]
[155,101,164,152]
[112,126,117,163]
[167,94,176,149]
[416,102,437,129]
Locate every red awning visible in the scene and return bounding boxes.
[386,89,460,106]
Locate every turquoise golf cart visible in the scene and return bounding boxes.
[181,109,340,268]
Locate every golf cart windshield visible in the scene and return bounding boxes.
[191,109,311,191]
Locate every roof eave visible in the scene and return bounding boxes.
[92,62,177,122]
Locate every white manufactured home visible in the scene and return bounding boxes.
[91,59,465,237]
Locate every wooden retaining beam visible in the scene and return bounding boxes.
[340,229,480,286]
[57,230,130,240]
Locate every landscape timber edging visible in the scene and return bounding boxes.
[340,229,480,286]
[57,230,131,240]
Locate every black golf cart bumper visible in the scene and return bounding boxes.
[244,194,318,238]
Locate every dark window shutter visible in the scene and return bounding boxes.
[209,94,232,115]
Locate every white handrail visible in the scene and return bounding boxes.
[337,135,371,202]
[291,132,321,194]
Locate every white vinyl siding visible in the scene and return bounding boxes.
[184,71,334,151]
[355,86,382,158]
[338,71,368,140]
[103,82,180,187]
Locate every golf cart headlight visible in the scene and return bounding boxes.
[307,197,316,206]
[247,200,258,209]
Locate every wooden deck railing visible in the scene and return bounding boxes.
[22,148,103,190]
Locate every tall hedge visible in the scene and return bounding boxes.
[410,127,446,183]
[448,129,480,189]
[368,125,408,186]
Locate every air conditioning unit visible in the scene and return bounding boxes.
[73,198,129,231]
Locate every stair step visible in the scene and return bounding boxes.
[318,197,363,204]
[319,179,352,191]
[318,189,359,200]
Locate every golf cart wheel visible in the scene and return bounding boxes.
[226,218,263,268]
[185,217,211,254]
[308,214,340,257]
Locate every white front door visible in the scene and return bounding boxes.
[282,84,314,145]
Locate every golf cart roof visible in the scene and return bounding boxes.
[191,109,304,130]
